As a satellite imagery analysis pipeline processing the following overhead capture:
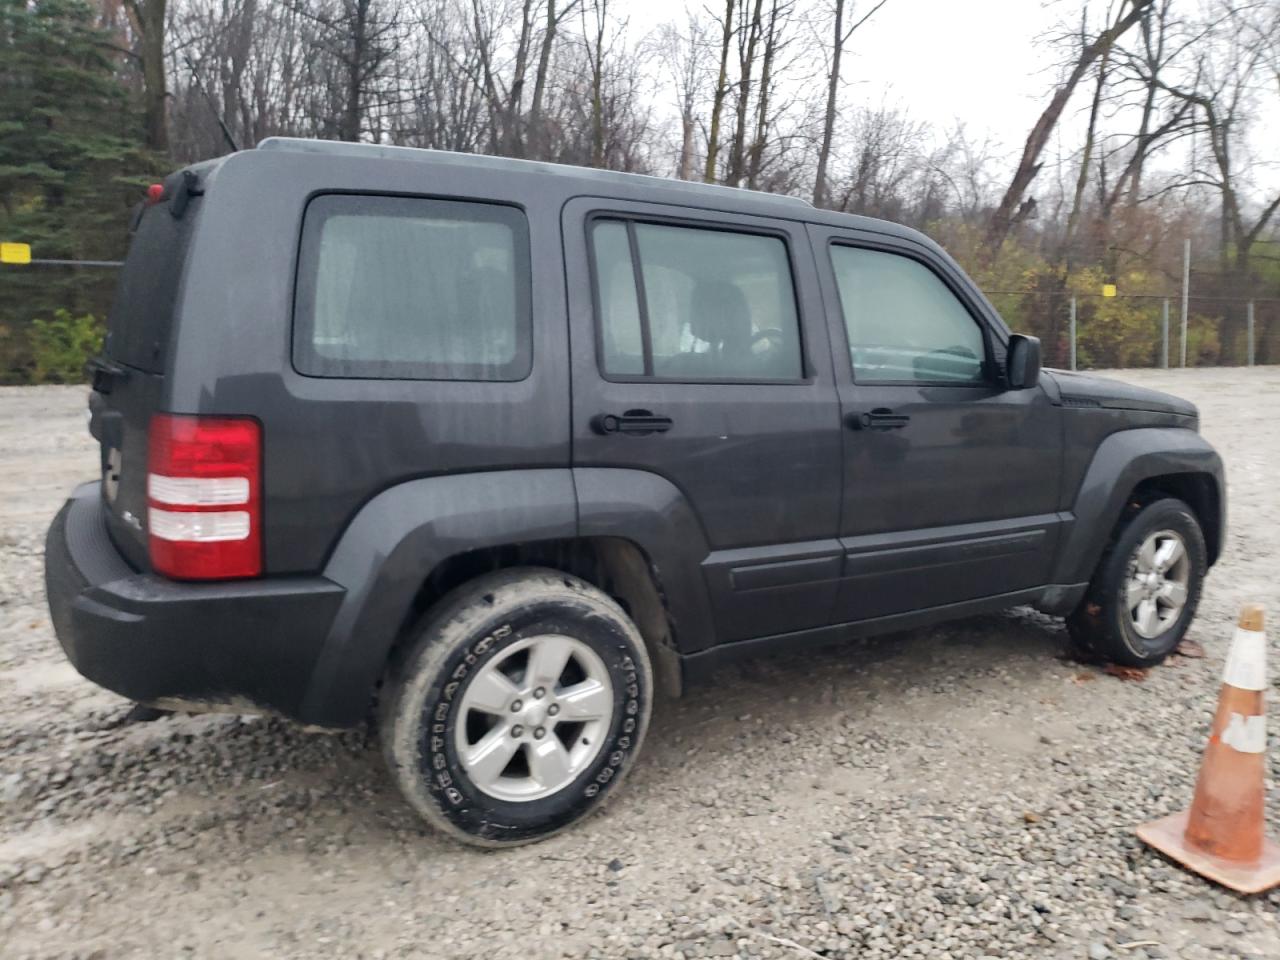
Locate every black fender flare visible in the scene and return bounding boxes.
[573,467,717,656]
[300,469,577,725]
[1051,427,1225,587]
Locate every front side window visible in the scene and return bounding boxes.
[830,245,987,383]
[589,218,803,381]
[294,195,531,381]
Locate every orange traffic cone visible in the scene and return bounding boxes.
[1137,604,1280,893]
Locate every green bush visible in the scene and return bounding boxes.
[29,309,103,383]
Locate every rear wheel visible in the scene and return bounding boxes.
[379,568,653,847]
[1066,497,1207,667]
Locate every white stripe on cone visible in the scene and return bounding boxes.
[1222,713,1268,754]
[1223,627,1268,691]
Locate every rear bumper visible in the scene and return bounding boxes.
[45,483,348,724]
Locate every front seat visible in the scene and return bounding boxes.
[662,280,752,377]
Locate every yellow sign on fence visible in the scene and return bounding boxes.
[1102,283,1117,298]
[1,242,32,264]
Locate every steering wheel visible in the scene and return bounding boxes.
[751,328,786,352]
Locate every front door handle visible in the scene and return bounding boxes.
[592,410,674,436]
[846,408,910,431]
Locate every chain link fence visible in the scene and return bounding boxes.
[985,290,1280,371]
[4,264,1279,384]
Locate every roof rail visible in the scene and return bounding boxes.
[255,137,812,210]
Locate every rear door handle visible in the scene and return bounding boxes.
[591,410,674,436]
[846,408,910,431]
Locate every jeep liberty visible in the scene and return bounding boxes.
[45,138,1225,846]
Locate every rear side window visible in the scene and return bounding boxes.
[588,218,803,382]
[294,195,531,381]
[107,202,199,373]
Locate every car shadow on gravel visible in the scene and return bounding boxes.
[11,607,1072,855]
[670,607,1068,707]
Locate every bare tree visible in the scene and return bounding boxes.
[984,0,1154,256]
[833,104,923,221]
[723,0,763,185]
[528,1,582,156]
[654,14,710,180]
[812,0,890,208]
[1061,7,1114,269]
[581,0,608,167]
[1151,1,1280,344]
[745,0,797,190]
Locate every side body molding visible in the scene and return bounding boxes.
[1051,427,1225,587]
[574,468,718,656]
[301,469,577,725]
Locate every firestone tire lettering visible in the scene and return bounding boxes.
[379,568,653,848]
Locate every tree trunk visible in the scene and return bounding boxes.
[1062,40,1108,270]
[983,0,1152,257]
[812,0,844,207]
[746,0,780,190]
[678,108,696,180]
[529,0,565,156]
[125,0,170,155]
[504,0,537,155]
[703,0,735,183]
[587,0,606,167]
[726,0,763,187]
[1124,8,1159,208]
[339,0,369,141]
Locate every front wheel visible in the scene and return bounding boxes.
[1066,497,1208,667]
[379,568,653,847]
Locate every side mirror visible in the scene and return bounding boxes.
[1006,334,1041,390]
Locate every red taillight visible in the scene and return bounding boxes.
[147,414,262,579]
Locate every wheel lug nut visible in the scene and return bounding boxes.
[533,687,546,699]
[547,704,560,717]
[511,724,524,737]
[510,699,522,712]
[533,727,545,739]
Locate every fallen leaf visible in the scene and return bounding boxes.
[1104,664,1150,682]
[1175,639,1206,659]
[1022,811,1042,824]
[1071,672,1097,684]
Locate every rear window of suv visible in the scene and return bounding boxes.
[106,201,199,373]
[293,194,532,381]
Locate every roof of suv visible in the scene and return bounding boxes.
[255,136,842,223]
[195,137,930,255]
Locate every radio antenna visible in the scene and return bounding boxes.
[183,53,240,152]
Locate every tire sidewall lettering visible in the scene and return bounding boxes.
[413,597,649,839]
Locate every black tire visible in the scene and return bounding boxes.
[379,567,653,848]
[1066,497,1207,667]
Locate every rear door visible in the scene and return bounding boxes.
[90,178,201,568]
[563,198,843,648]
[808,224,1065,623]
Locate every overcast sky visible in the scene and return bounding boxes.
[626,0,1280,200]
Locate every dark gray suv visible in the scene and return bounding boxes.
[45,138,1225,846]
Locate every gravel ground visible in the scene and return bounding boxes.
[3,368,1280,960]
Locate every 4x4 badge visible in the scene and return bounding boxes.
[103,447,122,504]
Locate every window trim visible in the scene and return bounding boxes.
[291,192,534,383]
[827,238,999,388]
[585,212,812,386]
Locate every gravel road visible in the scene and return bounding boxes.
[3,368,1280,960]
